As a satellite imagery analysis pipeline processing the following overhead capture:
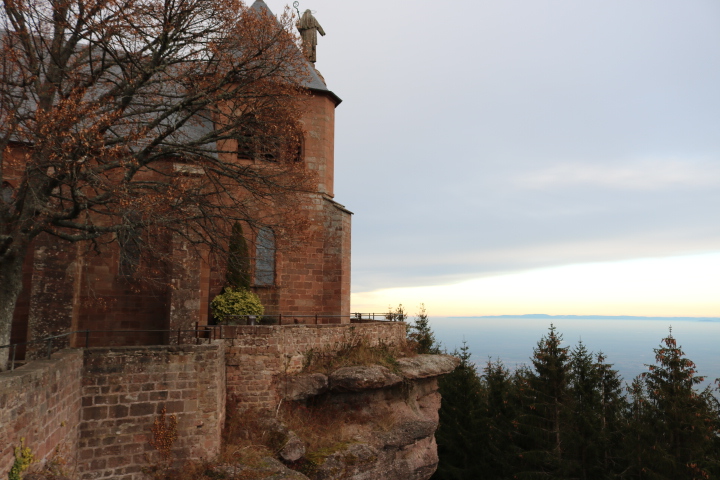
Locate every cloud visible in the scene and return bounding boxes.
[515,158,720,191]
[261,0,720,312]
[351,231,720,293]
[351,252,720,317]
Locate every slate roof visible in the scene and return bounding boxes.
[2,3,339,148]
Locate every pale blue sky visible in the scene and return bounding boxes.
[263,0,720,316]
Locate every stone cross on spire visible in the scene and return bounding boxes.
[297,9,325,64]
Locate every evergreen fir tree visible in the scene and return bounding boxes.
[483,358,520,479]
[638,331,720,479]
[226,222,251,290]
[433,342,485,480]
[408,304,440,354]
[563,343,627,479]
[565,341,604,479]
[517,325,571,479]
[593,352,627,477]
[430,327,720,480]
[623,375,655,479]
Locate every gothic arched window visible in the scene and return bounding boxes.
[255,227,275,286]
[1,181,13,204]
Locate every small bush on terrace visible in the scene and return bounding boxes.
[211,287,264,324]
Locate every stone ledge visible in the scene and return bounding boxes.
[329,365,403,392]
[278,373,328,401]
[374,420,438,448]
[396,354,460,379]
[280,354,459,400]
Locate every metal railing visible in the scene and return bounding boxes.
[0,313,403,371]
[221,312,405,325]
[0,328,205,371]
[352,312,409,322]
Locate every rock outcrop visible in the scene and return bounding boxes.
[275,354,459,480]
[328,365,403,392]
[280,373,329,401]
[216,457,311,480]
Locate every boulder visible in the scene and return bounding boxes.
[279,373,328,401]
[396,354,459,379]
[279,431,306,463]
[215,457,310,480]
[374,420,438,448]
[313,443,379,480]
[329,365,403,392]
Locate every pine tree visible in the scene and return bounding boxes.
[517,325,571,479]
[482,358,520,479]
[408,304,440,354]
[593,352,627,477]
[637,331,720,479]
[565,341,604,479]
[623,375,655,479]
[433,342,485,480]
[563,343,627,479]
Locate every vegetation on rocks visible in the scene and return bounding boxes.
[9,438,34,480]
[301,326,417,375]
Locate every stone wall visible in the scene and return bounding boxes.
[0,349,83,477]
[0,344,225,480]
[223,322,407,410]
[77,345,225,480]
[1,323,407,478]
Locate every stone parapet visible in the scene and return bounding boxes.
[1,322,412,478]
[0,344,225,480]
[77,345,225,480]
[0,349,83,479]
[223,322,407,410]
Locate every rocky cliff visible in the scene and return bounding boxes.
[229,354,459,480]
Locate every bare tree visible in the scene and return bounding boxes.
[0,0,315,368]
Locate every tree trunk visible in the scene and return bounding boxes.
[0,251,26,371]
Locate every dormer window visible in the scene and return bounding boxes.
[237,131,256,162]
[236,115,302,163]
[237,132,281,163]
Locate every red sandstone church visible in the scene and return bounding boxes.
[3,0,351,355]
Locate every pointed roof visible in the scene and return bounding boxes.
[250,0,341,105]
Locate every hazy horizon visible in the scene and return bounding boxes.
[445,314,720,320]
[428,315,720,390]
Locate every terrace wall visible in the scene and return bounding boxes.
[223,322,407,410]
[1,322,403,478]
[0,349,83,478]
[1,345,224,480]
[77,345,225,480]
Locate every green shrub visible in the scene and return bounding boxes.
[210,287,264,324]
[9,438,34,480]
